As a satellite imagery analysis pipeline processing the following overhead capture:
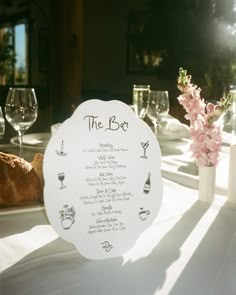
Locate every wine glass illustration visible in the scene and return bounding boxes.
[141,140,149,159]
[58,172,66,189]
[5,88,38,158]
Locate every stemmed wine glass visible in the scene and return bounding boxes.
[146,90,169,136]
[132,84,150,119]
[5,88,38,158]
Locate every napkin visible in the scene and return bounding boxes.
[155,115,190,141]
[144,115,191,156]
[51,123,62,135]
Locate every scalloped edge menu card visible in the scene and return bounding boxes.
[43,100,163,259]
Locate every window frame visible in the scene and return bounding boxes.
[0,12,30,86]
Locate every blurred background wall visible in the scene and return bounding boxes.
[0,0,236,131]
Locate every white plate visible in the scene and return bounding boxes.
[11,133,51,149]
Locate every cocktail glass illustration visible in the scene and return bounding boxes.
[58,172,66,189]
[141,140,149,159]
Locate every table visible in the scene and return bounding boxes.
[0,143,39,162]
[161,144,230,196]
[0,123,235,295]
[0,178,236,295]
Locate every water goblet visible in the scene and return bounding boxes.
[0,106,5,140]
[132,84,150,119]
[146,90,169,136]
[5,88,38,158]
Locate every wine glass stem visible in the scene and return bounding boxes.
[154,123,158,137]
[18,130,24,158]
[154,120,161,136]
[143,148,147,158]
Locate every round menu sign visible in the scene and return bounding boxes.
[43,100,163,259]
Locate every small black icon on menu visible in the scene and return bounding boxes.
[140,140,149,159]
[59,205,76,230]
[143,172,151,194]
[58,172,66,189]
[101,241,113,252]
[56,140,67,156]
[139,208,150,221]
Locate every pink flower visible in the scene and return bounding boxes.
[188,123,222,166]
[206,102,215,113]
[176,68,229,167]
[208,151,220,165]
[177,84,206,126]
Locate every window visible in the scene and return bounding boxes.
[0,18,28,85]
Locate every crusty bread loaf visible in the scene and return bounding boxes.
[0,152,44,207]
[31,153,44,186]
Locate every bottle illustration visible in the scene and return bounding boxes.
[143,172,151,194]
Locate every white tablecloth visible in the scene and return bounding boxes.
[1,119,235,295]
[1,179,236,295]
[161,145,230,196]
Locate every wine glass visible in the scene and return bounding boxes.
[132,84,150,119]
[146,90,169,136]
[0,106,5,140]
[58,172,66,189]
[5,88,38,158]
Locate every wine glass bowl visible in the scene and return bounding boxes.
[146,90,169,135]
[132,84,150,119]
[5,88,38,157]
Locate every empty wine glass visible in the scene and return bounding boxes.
[5,88,38,158]
[132,84,150,119]
[146,90,169,136]
[0,106,5,140]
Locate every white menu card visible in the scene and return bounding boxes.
[43,100,163,259]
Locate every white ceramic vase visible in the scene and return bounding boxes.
[198,166,216,202]
[228,145,236,203]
